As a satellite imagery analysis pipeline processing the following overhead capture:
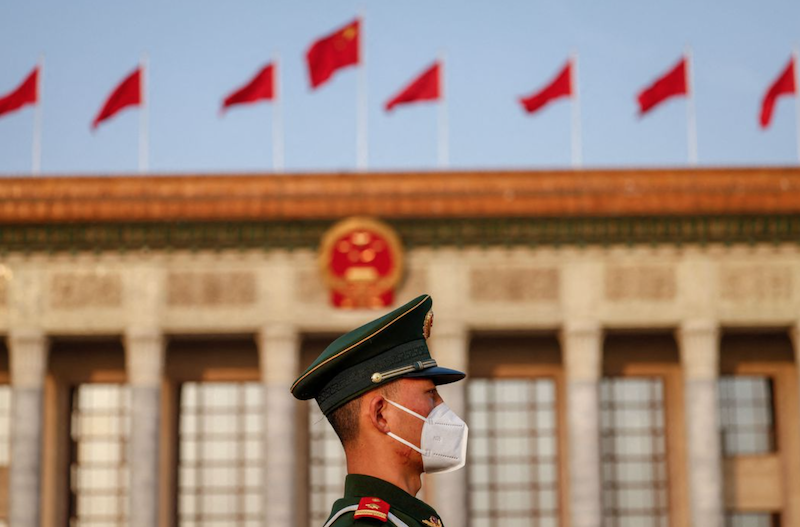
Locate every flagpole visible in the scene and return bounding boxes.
[685,45,698,166]
[793,47,800,164]
[571,52,582,169]
[356,12,368,171]
[139,52,149,173]
[32,55,44,176]
[438,50,449,169]
[273,52,284,172]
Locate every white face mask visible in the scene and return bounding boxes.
[384,399,469,474]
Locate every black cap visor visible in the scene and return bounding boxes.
[403,366,466,386]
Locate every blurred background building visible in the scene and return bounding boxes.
[0,167,797,527]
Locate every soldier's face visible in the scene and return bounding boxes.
[388,379,443,465]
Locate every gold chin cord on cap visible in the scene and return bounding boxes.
[370,359,438,384]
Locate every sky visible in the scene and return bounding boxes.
[1,0,799,176]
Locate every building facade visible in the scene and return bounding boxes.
[0,168,798,527]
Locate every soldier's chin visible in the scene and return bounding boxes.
[412,455,425,474]
[399,450,424,473]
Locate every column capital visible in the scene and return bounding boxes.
[258,323,300,385]
[677,319,720,380]
[258,322,298,345]
[678,319,719,339]
[560,320,603,381]
[8,328,48,389]
[561,320,602,339]
[124,327,165,387]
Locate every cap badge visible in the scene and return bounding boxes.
[423,310,434,340]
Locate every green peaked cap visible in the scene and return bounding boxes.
[291,294,465,415]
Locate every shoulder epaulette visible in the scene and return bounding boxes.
[353,497,390,522]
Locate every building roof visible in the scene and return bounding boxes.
[1,167,799,224]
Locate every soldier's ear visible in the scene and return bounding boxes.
[367,395,391,434]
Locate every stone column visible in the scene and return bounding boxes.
[258,323,299,527]
[561,320,603,527]
[678,320,722,527]
[426,321,469,527]
[8,329,48,527]
[791,323,800,426]
[125,327,165,527]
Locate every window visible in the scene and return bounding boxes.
[725,513,779,527]
[720,376,779,527]
[468,379,560,527]
[600,378,669,527]
[178,382,262,527]
[719,376,776,455]
[69,384,130,527]
[307,402,346,527]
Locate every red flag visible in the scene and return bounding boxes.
[0,67,38,118]
[637,57,687,115]
[222,63,275,113]
[519,61,572,114]
[385,62,441,112]
[760,57,795,129]
[306,19,360,89]
[92,67,142,130]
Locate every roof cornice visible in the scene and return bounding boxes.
[1,167,799,224]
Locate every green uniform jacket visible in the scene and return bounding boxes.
[323,474,445,527]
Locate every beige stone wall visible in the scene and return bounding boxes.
[0,243,798,335]
[3,241,799,527]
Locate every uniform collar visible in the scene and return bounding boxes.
[344,473,440,521]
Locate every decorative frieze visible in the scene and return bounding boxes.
[50,271,122,309]
[295,269,326,304]
[167,271,256,307]
[297,267,429,305]
[1,216,799,254]
[470,267,559,302]
[719,264,792,303]
[605,264,676,302]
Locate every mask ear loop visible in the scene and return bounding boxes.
[384,399,428,455]
[385,399,428,421]
[386,431,425,455]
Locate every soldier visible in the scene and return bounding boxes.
[291,294,468,527]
